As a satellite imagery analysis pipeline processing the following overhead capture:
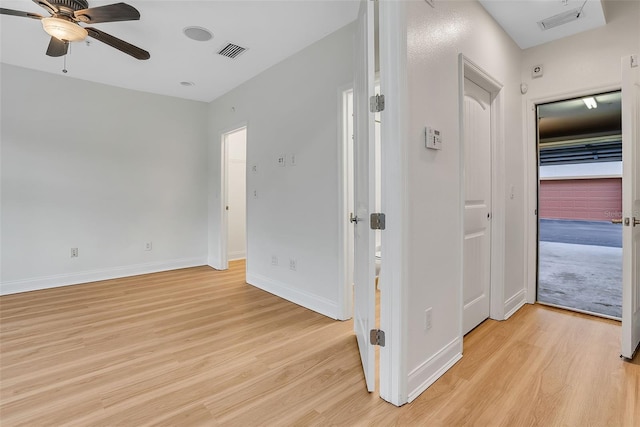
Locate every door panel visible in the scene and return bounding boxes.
[621,55,640,359]
[463,78,492,336]
[353,0,376,391]
[227,129,247,260]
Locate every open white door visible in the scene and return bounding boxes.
[353,0,376,392]
[621,54,640,360]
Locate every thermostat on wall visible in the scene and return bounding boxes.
[425,126,442,150]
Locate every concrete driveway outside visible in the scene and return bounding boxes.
[538,219,622,318]
[539,219,622,248]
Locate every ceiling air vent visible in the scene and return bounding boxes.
[537,7,583,30]
[217,43,247,59]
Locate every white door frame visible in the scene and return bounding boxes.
[378,0,408,406]
[459,55,507,325]
[523,84,620,304]
[219,123,248,271]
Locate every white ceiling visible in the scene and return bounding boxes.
[1,1,611,102]
[0,0,360,102]
[478,0,607,49]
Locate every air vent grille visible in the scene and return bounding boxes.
[537,7,582,31]
[217,43,247,59]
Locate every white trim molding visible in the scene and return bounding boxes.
[379,0,410,407]
[407,337,462,403]
[246,272,339,320]
[504,289,527,320]
[1,257,207,296]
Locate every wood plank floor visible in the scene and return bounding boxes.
[1,260,638,426]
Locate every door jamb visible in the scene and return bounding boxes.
[459,54,507,325]
[523,84,620,304]
[378,0,408,406]
[219,123,248,271]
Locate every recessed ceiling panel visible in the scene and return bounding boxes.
[479,0,607,49]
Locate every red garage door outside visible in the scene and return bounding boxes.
[539,178,622,221]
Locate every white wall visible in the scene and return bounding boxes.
[207,23,355,319]
[1,64,209,294]
[226,128,247,260]
[401,0,524,401]
[521,0,640,302]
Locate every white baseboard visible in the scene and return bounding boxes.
[407,337,462,403]
[228,252,246,261]
[504,289,527,320]
[0,257,207,296]
[207,257,225,271]
[246,272,338,320]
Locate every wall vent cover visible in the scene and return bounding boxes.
[217,43,247,59]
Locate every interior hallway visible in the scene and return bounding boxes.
[0,260,638,426]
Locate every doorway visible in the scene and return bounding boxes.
[222,126,247,267]
[536,91,623,319]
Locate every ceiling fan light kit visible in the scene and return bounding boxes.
[1,0,149,60]
[42,16,87,41]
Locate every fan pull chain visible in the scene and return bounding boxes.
[62,42,70,74]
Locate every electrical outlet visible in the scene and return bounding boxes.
[277,155,286,167]
[290,154,297,166]
[425,307,433,331]
[71,247,78,258]
[271,255,278,266]
[251,164,258,173]
[253,189,258,199]
[145,242,153,251]
[289,258,297,271]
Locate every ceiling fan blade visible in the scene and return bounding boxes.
[74,3,140,24]
[32,0,58,14]
[46,37,68,57]
[0,8,44,19]
[86,27,149,60]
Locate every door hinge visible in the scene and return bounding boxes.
[370,329,385,347]
[370,94,385,113]
[370,213,386,230]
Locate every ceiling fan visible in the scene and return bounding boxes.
[0,0,150,60]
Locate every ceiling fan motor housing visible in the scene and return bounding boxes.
[38,0,89,16]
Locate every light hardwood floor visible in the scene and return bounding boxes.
[1,260,638,426]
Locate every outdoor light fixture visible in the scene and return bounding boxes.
[583,97,598,109]
[41,17,88,42]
